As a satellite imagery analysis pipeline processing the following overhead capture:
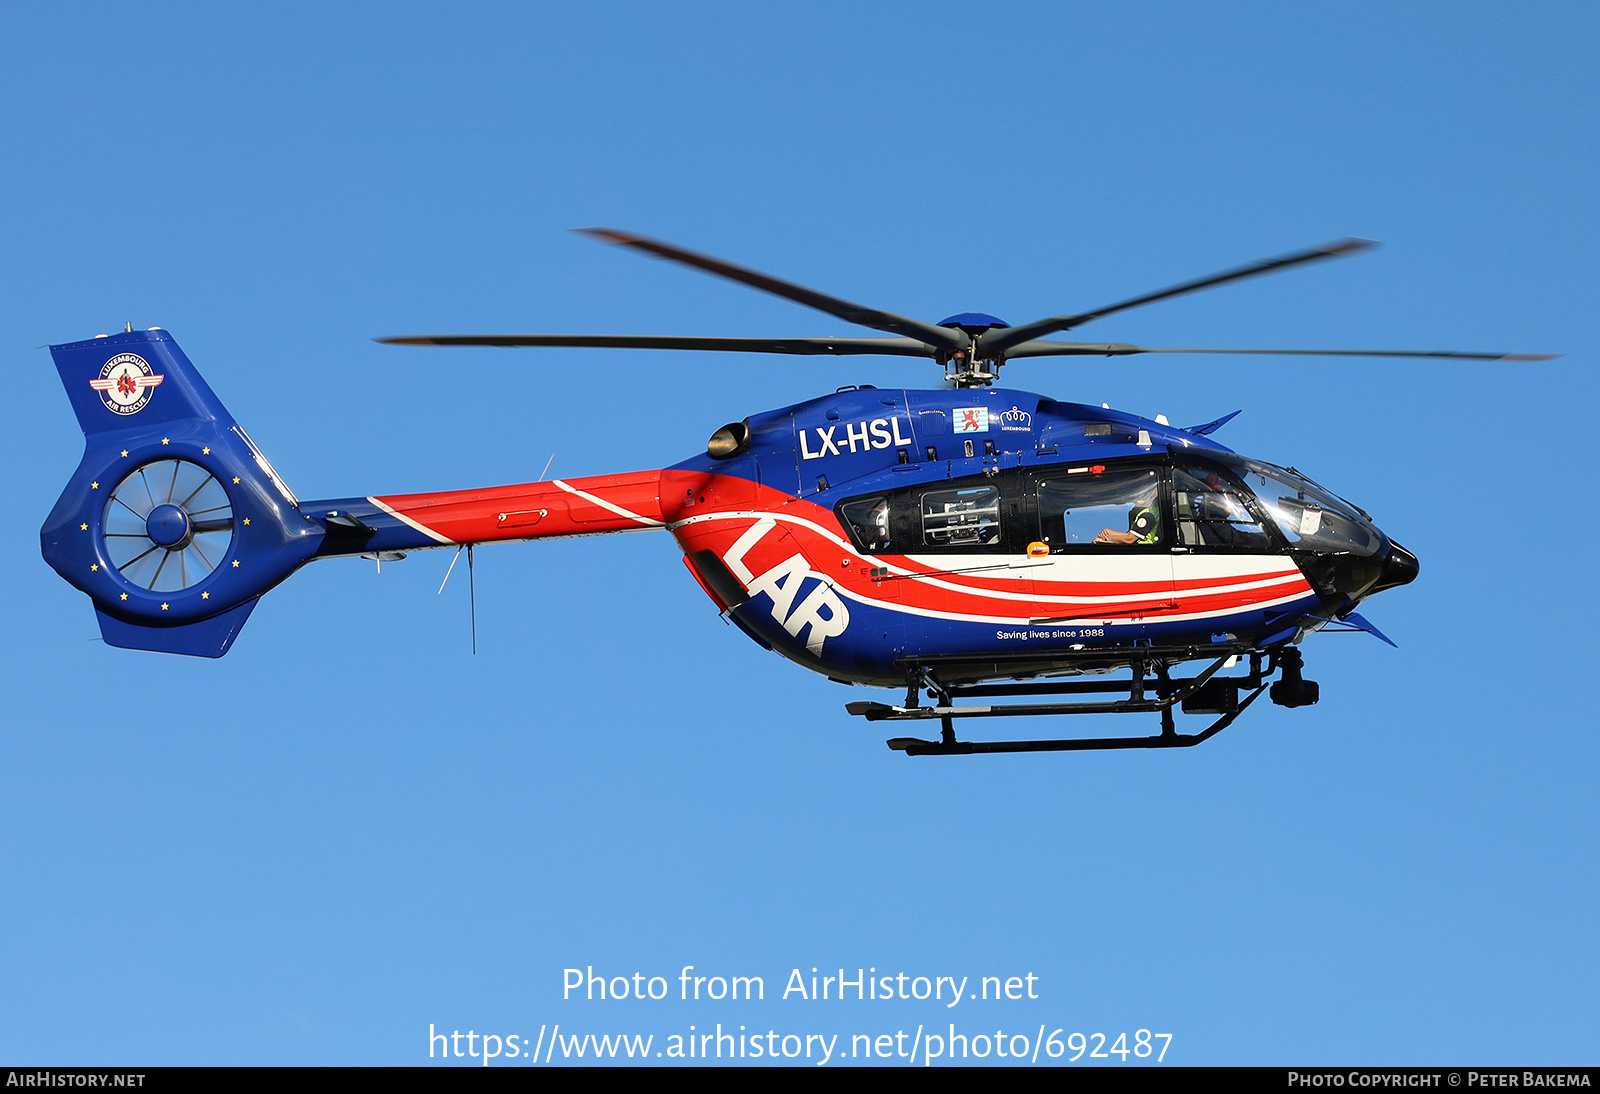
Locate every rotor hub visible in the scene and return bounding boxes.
[936,314,1008,387]
[937,312,1009,336]
[146,503,194,548]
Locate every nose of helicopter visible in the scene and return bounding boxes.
[1370,539,1419,594]
[1295,534,1418,605]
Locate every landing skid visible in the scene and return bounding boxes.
[846,644,1277,756]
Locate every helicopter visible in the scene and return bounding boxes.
[39,230,1552,756]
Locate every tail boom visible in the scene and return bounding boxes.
[311,471,667,552]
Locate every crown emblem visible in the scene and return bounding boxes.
[999,405,1032,429]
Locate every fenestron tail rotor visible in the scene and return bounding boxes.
[103,459,234,593]
[377,231,1557,385]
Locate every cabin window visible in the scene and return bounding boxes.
[919,485,1001,548]
[836,472,1022,554]
[1035,465,1165,549]
[1172,464,1273,549]
[838,495,893,552]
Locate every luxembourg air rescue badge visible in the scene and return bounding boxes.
[89,353,164,415]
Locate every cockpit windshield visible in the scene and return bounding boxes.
[1229,459,1383,557]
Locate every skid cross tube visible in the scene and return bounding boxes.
[854,652,1241,721]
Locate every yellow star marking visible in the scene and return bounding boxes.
[90,564,99,572]
[80,522,88,530]
[120,450,128,457]
[161,438,170,445]
[233,477,240,484]
[201,592,210,600]
[243,518,250,525]
[202,447,211,454]
[231,560,240,567]
[160,603,169,611]
[120,593,128,601]
[91,481,99,489]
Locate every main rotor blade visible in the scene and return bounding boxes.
[576,228,968,354]
[1002,340,1561,361]
[377,334,939,357]
[980,238,1377,358]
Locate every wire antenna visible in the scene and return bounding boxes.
[437,544,463,594]
[468,543,477,655]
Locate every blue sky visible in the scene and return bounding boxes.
[0,1,1595,1066]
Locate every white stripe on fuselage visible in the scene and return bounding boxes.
[673,511,1303,600]
[368,496,454,543]
[552,479,665,527]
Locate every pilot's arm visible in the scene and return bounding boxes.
[1095,504,1159,545]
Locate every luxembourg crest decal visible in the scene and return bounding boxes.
[89,353,164,415]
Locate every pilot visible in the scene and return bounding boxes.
[1094,486,1161,545]
[1192,470,1247,546]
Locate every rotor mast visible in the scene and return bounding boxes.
[936,313,1009,388]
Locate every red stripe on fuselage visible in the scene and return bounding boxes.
[666,475,1314,623]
